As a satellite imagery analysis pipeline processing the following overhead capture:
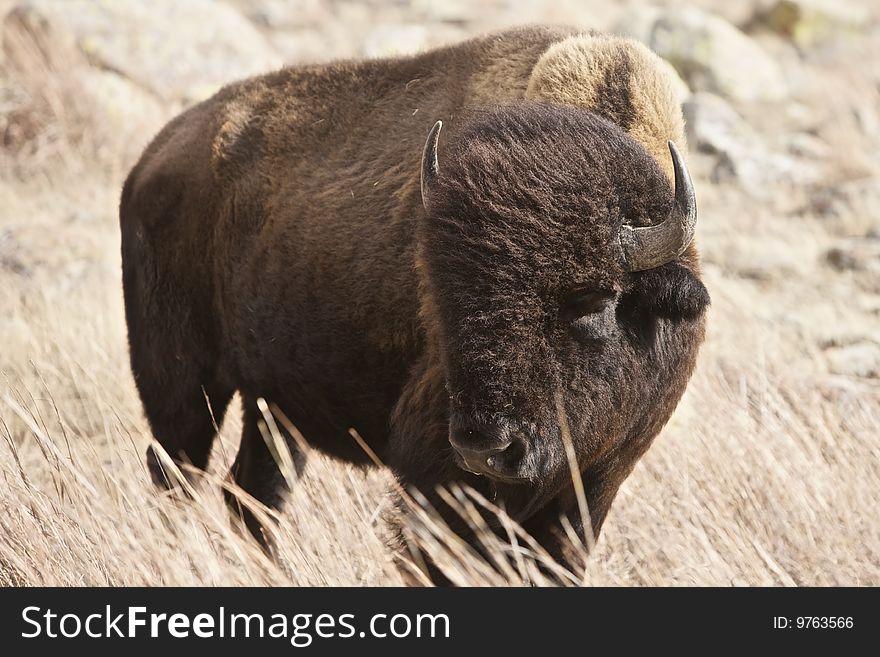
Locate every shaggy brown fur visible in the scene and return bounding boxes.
[120,25,708,575]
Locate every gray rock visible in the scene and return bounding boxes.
[81,67,164,131]
[15,0,282,102]
[415,0,479,23]
[229,0,331,31]
[1,3,167,168]
[0,229,31,277]
[363,24,430,58]
[807,177,880,222]
[786,132,832,160]
[755,0,871,48]
[826,341,880,378]
[825,237,880,273]
[270,28,349,64]
[616,6,788,102]
[683,92,815,188]
[684,92,757,156]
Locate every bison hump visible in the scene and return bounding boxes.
[526,33,686,184]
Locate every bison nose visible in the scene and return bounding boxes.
[449,425,528,480]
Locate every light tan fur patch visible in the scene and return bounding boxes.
[211,97,256,176]
[526,34,686,183]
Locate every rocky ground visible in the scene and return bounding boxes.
[0,0,878,585]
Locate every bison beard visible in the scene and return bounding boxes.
[119,26,709,583]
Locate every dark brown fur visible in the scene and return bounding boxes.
[120,26,708,574]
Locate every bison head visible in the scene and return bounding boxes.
[417,103,709,536]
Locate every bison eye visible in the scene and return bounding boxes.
[561,289,615,323]
[563,289,618,345]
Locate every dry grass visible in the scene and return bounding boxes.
[1,1,879,586]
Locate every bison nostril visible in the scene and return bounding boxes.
[450,425,530,480]
[449,423,512,452]
[504,434,528,462]
[450,434,511,456]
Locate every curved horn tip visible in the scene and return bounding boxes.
[420,120,443,210]
[667,140,695,205]
[668,140,697,250]
[618,140,698,272]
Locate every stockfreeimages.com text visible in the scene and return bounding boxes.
[22,606,450,646]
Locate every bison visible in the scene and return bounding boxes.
[120,25,709,576]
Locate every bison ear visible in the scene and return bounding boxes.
[420,120,442,211]
[632,263,710,321]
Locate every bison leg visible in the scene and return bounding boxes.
[225,398,307,546]
[121,184,234,488]
[142,379,234,489]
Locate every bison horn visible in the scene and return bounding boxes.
[618,141,697,272]
[420,120,442,210]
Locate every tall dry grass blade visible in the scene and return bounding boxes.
[268,402,313,456]
[145,440,197,500]
[256,397,299,491]
[3,393,98,498]
[555,390,593,553]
